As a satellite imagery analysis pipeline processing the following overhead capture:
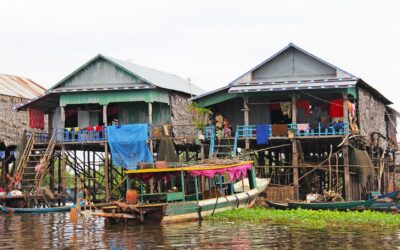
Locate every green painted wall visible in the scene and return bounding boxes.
[119,102,171,125]
[60,89,170,106]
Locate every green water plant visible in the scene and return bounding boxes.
[207,207,400,229]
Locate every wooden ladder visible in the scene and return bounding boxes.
[14,132,35,187]
[33,132,56,193]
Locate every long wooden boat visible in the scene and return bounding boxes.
[369,201,400,212]
[287,198,375,210]
[376,190,398,199]
[0,205,73,214]
[94,161,270,224]
[266,200,289,210]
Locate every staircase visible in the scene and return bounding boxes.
[205,126,234,159]
[15,132,56,193]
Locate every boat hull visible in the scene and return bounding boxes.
[0,205,73,214]
[287,198,375,210]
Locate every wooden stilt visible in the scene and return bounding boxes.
[343,93,351,201]
[104,143,110,202]
[291,93,299,200]
[243,96,250,151]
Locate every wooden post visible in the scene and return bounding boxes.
[291,93,299,200]
[104,143,110,202]
[243,96,250,151]
[102,105,107,125]
[148,102,154,155]
[194,176,199,201]
[181,170,185,201]
[343,93,351,201]
[59,106,67,203]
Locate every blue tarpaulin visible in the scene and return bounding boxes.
[107,124,153,170]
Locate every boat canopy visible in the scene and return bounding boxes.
[125,161,253,181]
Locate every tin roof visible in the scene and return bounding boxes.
[47,54,204,96]
[0,74,45,99]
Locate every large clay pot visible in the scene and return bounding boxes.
[126,189,139,204]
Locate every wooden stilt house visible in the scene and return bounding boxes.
[192,43,398,201]
[16,54,204,202]
[0,74,46,189]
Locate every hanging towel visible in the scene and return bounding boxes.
[329,99,343,118]
[107,124,153,170]
[297,123,310,133]
[256,124,269,145]
[280,102,292,118]
[272,124,288,137]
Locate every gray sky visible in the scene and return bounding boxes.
[1,0,399,110]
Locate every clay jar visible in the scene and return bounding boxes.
[126,189,139,204]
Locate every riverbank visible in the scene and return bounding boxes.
[207,207,400,229]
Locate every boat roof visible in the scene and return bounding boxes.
[125,161,253,175]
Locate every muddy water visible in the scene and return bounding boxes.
[1,213,400,249]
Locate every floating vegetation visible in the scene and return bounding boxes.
[207,207,400,229]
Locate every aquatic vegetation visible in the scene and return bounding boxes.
[208,207,400,229]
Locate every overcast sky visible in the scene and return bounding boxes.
[1,0,399,110]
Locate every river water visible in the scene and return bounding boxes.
[1,213,400,249]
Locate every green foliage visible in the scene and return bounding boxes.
[208,207,400,229]
[188,102,210,131]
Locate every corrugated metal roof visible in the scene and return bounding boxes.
[47,54,204,96]
[229,79,357,93]
[0,74,45,99]
[105,55,204,96]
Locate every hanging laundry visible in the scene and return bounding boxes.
[280,102,292,118]
[329,99,343,118]
[0,151,5,159]
[256,124,269,145]
[29,108,45,130]
[296,100,311,116]
[297,123,310,133]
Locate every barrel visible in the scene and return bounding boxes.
[126,189,138,204]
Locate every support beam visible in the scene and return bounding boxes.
[103,105,107,125]
[148,102,154,155]
[343,92,351,201]
[291,93,299,200]
[104,143,110,202]
[243,96,250,151]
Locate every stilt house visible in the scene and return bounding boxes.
[192,43,398,201]
[16,54,203,202]
[0,74,46,187]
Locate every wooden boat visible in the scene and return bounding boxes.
[93,161,270,224]
[0,205,73,214]
[368,201,400,212]
[265,200,289,210]
[287,198,375,210]
[375,190,398,199]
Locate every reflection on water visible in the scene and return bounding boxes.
[1,213,400,249]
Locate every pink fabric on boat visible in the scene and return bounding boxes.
[189,169,225,179]
[189,163,252,181]
[226,163,252,181]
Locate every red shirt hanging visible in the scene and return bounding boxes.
[29,108,45,130]
[329,99,343,118]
